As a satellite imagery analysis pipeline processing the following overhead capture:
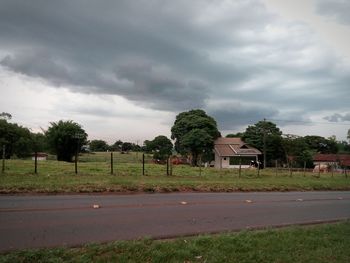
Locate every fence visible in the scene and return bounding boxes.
[1,151,349,178]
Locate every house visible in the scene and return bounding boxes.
[31,152,48,161]
[214,137,261,169]
[313,154,350,172]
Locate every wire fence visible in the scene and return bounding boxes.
[1,151,349,178]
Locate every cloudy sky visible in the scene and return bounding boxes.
[0,0,349,144]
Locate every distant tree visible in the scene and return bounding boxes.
[143,140,153,153]
[171,109,220,166]
[146,135,173,161]
[0,119,33,158]
[337,141,350,153]
[348,129,350,142]
[89,140,109,152]
[110,140,123,151]
[226,132,244,138]
[46,120,88,162]
[303,135,338,154]
[0,112,12,120]
[31,133,48,153]
[132,143,142,152]
[121,142,133,152]
[243,120,284,166]
[282,135,314,168]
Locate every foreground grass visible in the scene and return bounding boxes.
[0,157,349,193]
[1,221,349,263]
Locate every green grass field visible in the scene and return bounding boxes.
[0,152,349,193]
[1,221,349,263]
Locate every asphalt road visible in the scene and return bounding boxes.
[1,191,349,251]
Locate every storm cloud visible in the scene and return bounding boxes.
[316,0,350,25]
[0,0,349,133]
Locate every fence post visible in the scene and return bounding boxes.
[34,152,38,174]
[110,152,114,175]
[275,160,278,177]
[169,156,173,176]
[166,156,169,176]
[238,156,241,178]
[303,161,306,177]
[289,161,293,177]
[75,151,78,174]
[142,153,145,176]
[318,163,321,178]
[1,145,5,174]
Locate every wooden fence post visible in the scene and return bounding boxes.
[142,153,145,176]
[238,156,242,178]
[110,152,114,175]
[275,160,278,177]
[34,152,38,174]
[2,145,5,174]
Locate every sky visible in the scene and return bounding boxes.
[0,0,349,144]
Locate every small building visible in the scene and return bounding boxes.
[313,154,350,172]
[214,137,261,169]
[31,152,48,161]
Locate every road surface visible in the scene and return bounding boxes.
[1,191,349,251]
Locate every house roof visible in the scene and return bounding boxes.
[313,154,350,166]
[214,137,261,157]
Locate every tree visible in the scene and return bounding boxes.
[46,120,88,162]
[282,135,314,168]
[147,135,173,161]
[31,133,48,153]
[347,129,350,142]
[110,140,123,151]
[0,119,33,158]
[303,135,338,154]
[121,142,133,152]
[0,112,12,120]
[171,109,220,166]
[89,140,109,152]
[243,120,284,167]
[337,141,350,153]
[226,132,244,138]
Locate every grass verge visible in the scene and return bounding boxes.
[0,158,349,194]
[1,221,349,263]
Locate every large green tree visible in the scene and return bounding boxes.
[243,120,284,167]
[46,120,88,162]
[171,109,220,166]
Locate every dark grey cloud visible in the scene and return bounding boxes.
[0,0,349,130]
[324,113,350,122]
[209,105,279,131]
[316,0,350,25]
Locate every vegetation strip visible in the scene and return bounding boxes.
[1,221,349,263]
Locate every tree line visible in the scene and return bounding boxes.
[1,111,349,167]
